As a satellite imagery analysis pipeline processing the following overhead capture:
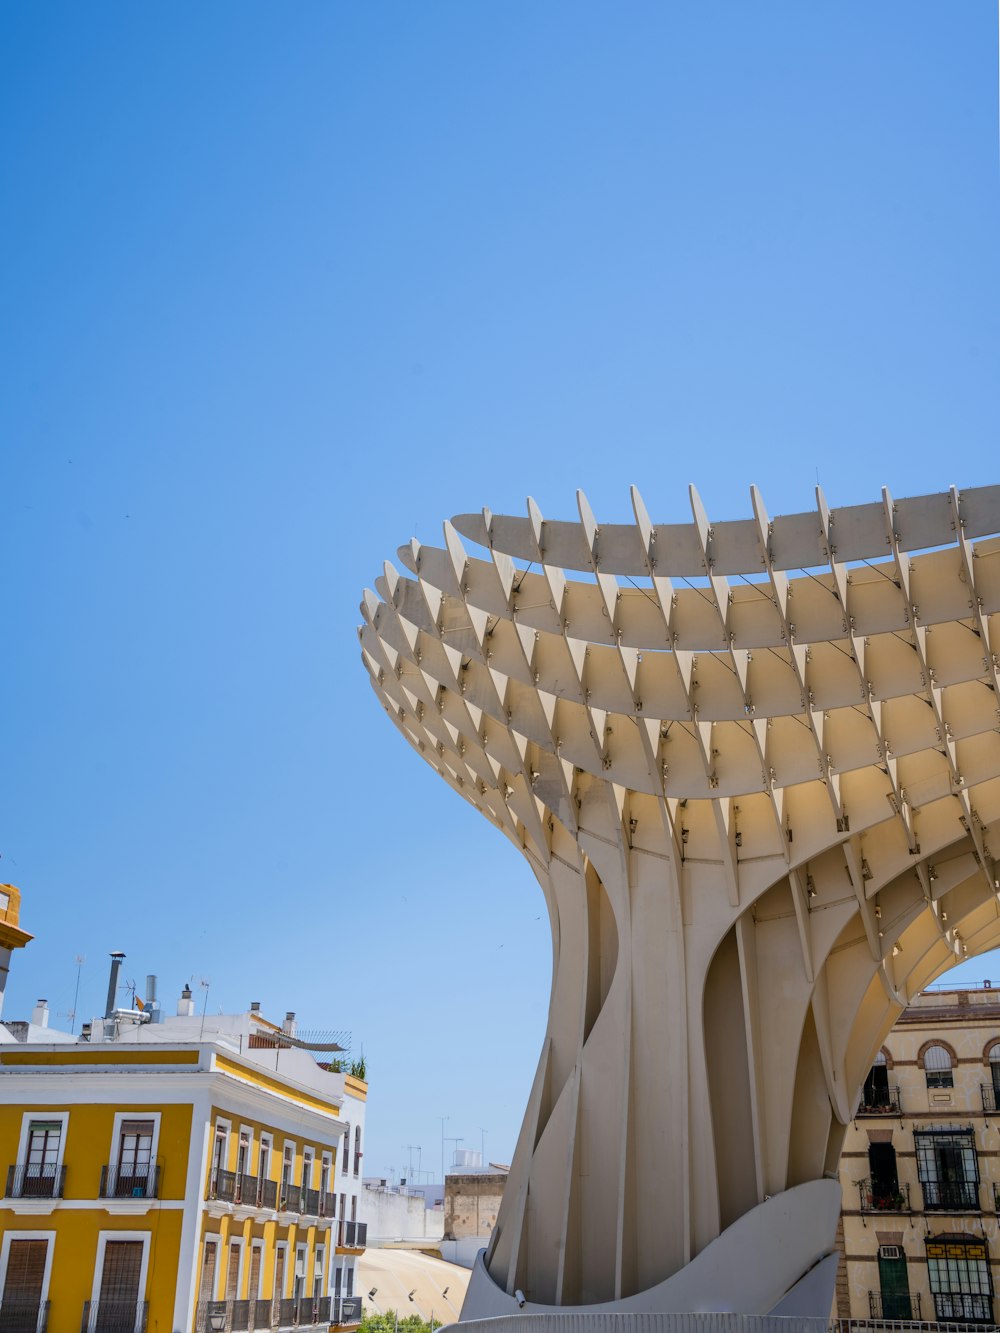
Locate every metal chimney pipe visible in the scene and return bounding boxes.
[145,975,157,1004]
[105,952,125,1019]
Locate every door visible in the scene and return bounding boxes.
[1,1239,47,1333]
[95,1240,143,1333]
[869,1142,900,1208]
[117,1120,154,1197]
[23,1121,61,1197]
[246,1248,262,1328]
[878,1252,912,1320]
[863,1062,890,1109]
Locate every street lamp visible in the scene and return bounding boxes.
[209,1310,226,1333]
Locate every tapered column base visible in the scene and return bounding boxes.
[458,1180,841,1323]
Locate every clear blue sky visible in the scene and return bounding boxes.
[1,3,999,1182]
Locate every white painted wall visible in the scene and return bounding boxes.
[361,1185,444,1243]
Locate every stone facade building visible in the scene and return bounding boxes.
[839,983,1000,1324]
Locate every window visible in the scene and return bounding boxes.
[989,1047,1000,1102]
[302,1149,314,1189]
[94,1239,144,1333]
[342,1128,350,1176]
[863,1052,892,1110]
[320,1154,332,1199]
[114,1120,154,1198]
[928,1237,993,1323]
[915,1129,979,1210]
[2,1238,49,1326]
[21,1121,62,1198]
[353,1126,361,1176]
[925,1045,954,1089]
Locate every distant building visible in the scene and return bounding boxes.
[839,983,1000,1324]
[0,929,368,1333]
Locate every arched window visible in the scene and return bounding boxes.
[925,1045,954,1090]
[863,1051,891,1110]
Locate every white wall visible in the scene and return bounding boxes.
[361,1186,444,1243]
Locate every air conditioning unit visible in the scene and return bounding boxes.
[879,1245,901,1260]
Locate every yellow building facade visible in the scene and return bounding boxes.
[0,995,368,1333]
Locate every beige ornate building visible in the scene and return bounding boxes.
[840,981,1000,1324]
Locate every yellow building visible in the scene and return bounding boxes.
[0,959,368,1333]
[838,982,1000,1325]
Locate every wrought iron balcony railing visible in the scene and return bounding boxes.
[858,1179,910,1213]
[867,1290,921,1321]
[0,1299,50,1333]
[4,1164,66,1199]
[857,1085,902,1116]
[983,1083,1000,1114]
[932,1292,995,1323]
[99,1164,160,1200]
[919,1179,981,1211]
[80,1300,147,1333]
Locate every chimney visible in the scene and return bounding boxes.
[177,985,195,1018]
[145,975,163,1024]
[250,1001,261,1013]
[31,999,49,1028]
[80,1022,92,1042]
[105,952,126,1020]
[283,1011,297,1038]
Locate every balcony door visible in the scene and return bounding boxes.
[1,1239,48,1333]
[869,1142,900,1209]
[863,1054,890,1109]
[116,1121,153,1197]
[95,1240,143,1333]
[23,1122,61,1197]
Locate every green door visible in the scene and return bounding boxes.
[878,1252,912,1320]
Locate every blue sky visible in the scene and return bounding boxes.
[1,3,999,1181]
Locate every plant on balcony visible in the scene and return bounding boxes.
[350,1056,367,1080]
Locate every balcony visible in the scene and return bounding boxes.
[4,1164,66,1200]
[856,1085,902,1117]
[336,1220,367,1249]
[867,1291,921,1321]
[858,1179,911,1214]
[920,1180,981,1212]
[0,1300,50,1333]
[332,1298,362,1325]
[99,1165,160,1200]
[80,1300,147,1333]
[932,1292,995,1323]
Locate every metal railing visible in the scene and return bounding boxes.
[80,1300,148,1333]
[867,1292,922,1321]
[336,1219,367,1248]
[858,1180,911,1214]
[4,1164,66,1199]
[302,1187,320,1215]
[0,1300,50,1333]
[279,1182,303,1213]
[982,1083,1000,1114]
[931,1294,995,1324]
[99,1164,160,1200]
[857,1086,902,1116]
[918,1180,981,1212]
[332,1297,361,1325]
